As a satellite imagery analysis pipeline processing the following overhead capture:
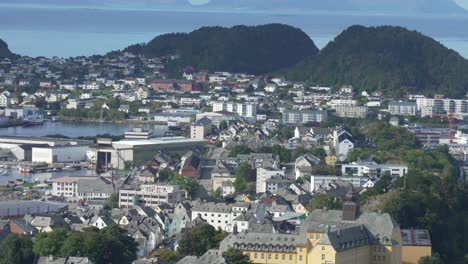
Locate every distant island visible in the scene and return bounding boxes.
[123,24,318,75]
[284,25,468,98]
[0,39,13,58]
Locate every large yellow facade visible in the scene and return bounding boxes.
[402,245,431,264]
[227,210,431,264]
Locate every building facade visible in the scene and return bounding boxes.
[388,102,417,116]
[335,106,368,118]
[212,102,258,118]
[282,110,328,124]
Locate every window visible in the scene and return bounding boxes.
[282,254,285,260]
[289,255,293,260]
[261,254,264,259]
[275,254,278,260]
[268,254,271,259]
[316,234,320,239]
[382,256,386,261]
[322,254,325,260]
[322,246,325,250]
[299,248,302,252]
[299,255,303,261]
[254,253,257,258]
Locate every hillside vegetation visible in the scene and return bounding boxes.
[284,25,468,97]
[0,39,13,58]
[124,24,318,74]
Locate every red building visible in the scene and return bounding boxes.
[180,155,201,178]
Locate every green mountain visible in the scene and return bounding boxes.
[285,25,468,97]
[0,39,13,58]
[124,24,318,74]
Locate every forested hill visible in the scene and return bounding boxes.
[123,24,318,74]
[284,25,468,97]
[0,39,13,58]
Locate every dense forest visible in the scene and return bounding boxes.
[0,39,13,58]
[123,24,318,74]
[284,25,468,97]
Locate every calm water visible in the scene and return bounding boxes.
[0,121,168,183]
[0,5,468,58]
[0,168,95,184]
[0,121,168,137]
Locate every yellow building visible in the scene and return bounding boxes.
[325,155,338,166]
[401,229,432,264]
[219,201,431,264]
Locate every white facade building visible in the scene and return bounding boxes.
[212,102,257,118]
[416,97,468,118]
[388,101,417,116]
[282,110,328,124]
[191,202,250,232]
[341,161,408,177]
[256,167,285,193]
[119,183,186,208]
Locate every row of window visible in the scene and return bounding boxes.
[247,253,293,261]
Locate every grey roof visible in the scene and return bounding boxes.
[77,177,113,194]
[305,209,399,246]
[35,256,90,264]
[192,202,233,214]
[177,250,226,264]
[11,218,38,234]
[196,117,212,126]
[0,201,68,217]
[220,232,308,253]
[318,225,372,252]
[233,212,256,222]
[389,101,417,107]
[401,229,431,246]
[31,214,68,229]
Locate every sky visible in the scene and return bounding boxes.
[1,0,468,14]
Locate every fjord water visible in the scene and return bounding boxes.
[1,4,468,58]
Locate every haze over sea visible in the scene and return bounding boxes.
[1,4,468,58]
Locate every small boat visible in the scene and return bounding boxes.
[20,167,32,173]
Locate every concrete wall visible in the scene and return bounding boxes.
[32,146,89,164]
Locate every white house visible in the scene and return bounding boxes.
[332,126,355,161]
[341,160,408,177]
[256,167,285,193]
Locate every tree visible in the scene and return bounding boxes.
[211,187,222,199]
[178,223,218,257]
[0,234,34,264]
[223,248,251,264]
[159,248,180,262]
[311,148,327,159]
[60,232,85,257]
[229,145,253,157]
[307,193,341,213]
[33,228,68,256]
[219,120,228,130]
[271,145,291,162]
[91,225,138,264]
[234,163,256,194]
[108,193,119,209]
[293,146,307,159]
